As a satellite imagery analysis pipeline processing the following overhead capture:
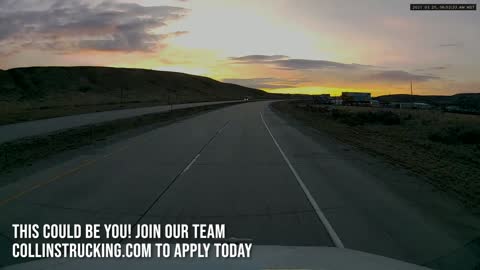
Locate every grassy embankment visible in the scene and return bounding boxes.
[0,66,272,125]
[272,100,480,210]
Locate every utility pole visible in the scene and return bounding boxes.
[167,89,172,113]
[410,81,414,103]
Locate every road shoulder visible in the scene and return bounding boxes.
[267,102,480,268]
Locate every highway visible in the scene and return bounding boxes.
[0,100,242,144]
[0,101,479,268]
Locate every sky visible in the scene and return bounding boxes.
[0,0,479,96]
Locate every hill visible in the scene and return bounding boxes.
[0,66,269,107]
[376,93,480,110]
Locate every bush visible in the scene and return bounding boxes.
[331,109,401,126]
[78,85,92,93]
[429,126,480,144]
[458,128,480,144]
[357,111,401,125]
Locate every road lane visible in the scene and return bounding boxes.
[0,103,237,265]
[0,100,242,144]
[143,102,333,246]
[0,101,332,266]
[0,100,479,268]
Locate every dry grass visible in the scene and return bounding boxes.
[273,100,480,211]
[0,66,271,125]
[0,101,166,125]
[0,100,222,125]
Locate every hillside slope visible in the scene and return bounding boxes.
[0,66,272,124]
[0,66,268,107]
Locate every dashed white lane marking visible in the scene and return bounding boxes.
[181,154,200,175]
[128,120,231,233]
[180,120,230,176]
[260,112,345,248]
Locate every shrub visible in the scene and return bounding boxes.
[331,109,401,126]
[356,111,401,125]
[78,85,92,93]
[457,127,480,144]
[429,126,480,144]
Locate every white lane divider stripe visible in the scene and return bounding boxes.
[127,120,231,235]
[180,121,229,176]
[260,112,345,248]
[181,154,200,175]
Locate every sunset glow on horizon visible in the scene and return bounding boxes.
[1,0,479,96]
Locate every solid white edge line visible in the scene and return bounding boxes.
[260,112,345,248]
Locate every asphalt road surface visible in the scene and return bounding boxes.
[0,101,479,268]
[0,100,241,144]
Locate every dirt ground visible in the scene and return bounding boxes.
[272,100,480,212]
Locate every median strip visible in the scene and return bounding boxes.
[0,102,241,186]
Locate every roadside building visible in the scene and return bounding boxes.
[413,102,432,109]
[312,94,331,104]
[331,96,343,105]
[370,100,380,107]
[390,102,432,109]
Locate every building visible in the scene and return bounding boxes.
[390,102,432,109]
[413,102,432,109]
[341,92,371,105]
[312,94,331,104]
[331,96,342,105]
[370,100,380,107]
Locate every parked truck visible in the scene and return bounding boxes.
[341,92,371,105]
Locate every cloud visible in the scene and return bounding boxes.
[229,55,440,88]
[439,42,463,48]
[222,77,301,89]
[414,66,448,72]
[230,54,377,70]
[430,66,447,70]
[0,0,189,54]
[229,55,289,63]
[272,59,357,70]
[366,70,439,82]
